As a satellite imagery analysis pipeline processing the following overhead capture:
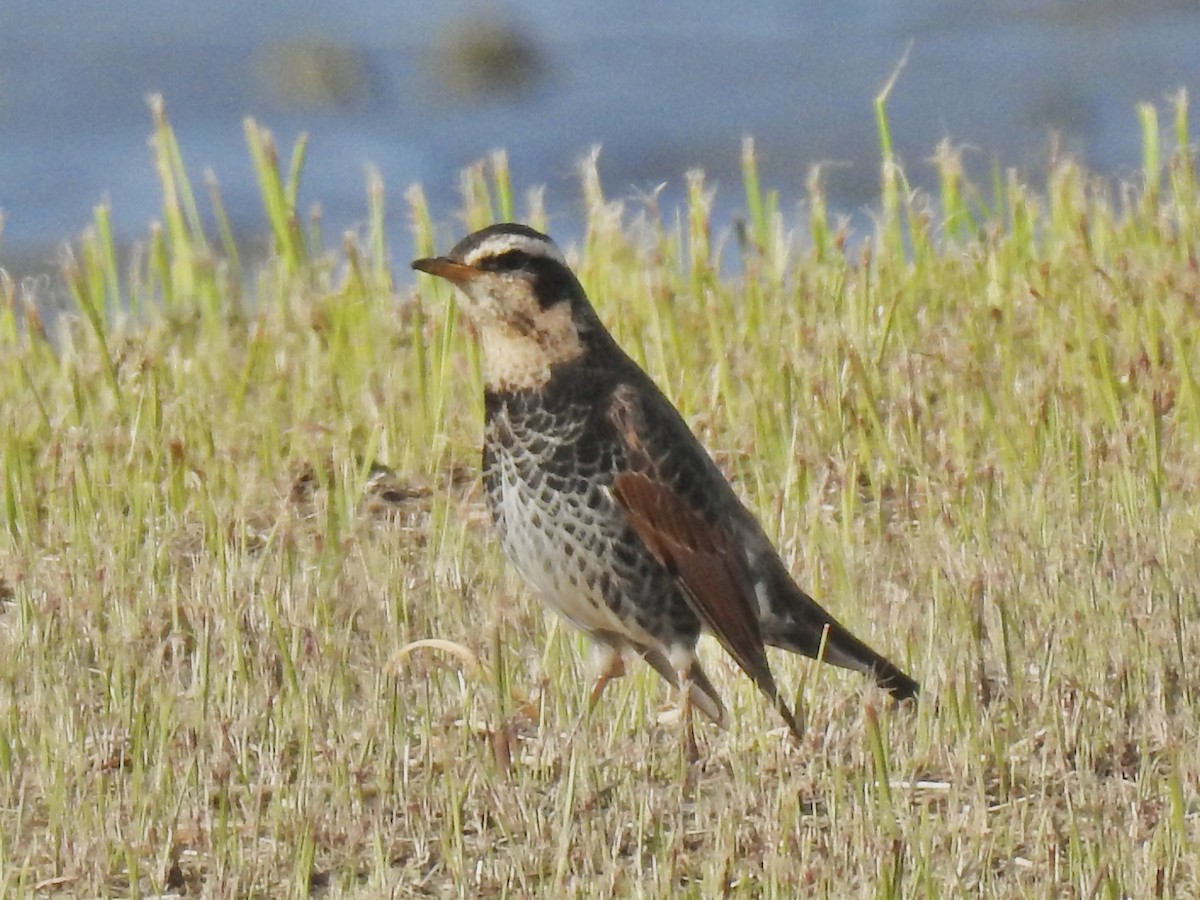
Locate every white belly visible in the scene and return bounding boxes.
[491,457,634,641]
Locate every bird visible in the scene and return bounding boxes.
[412,223,918,756]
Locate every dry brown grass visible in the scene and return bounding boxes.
[0,99,1198,896]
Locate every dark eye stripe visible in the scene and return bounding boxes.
[479,250,533,272]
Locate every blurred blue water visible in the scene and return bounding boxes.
[2,0,1199,268]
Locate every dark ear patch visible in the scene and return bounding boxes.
[528,257,582,309]
[472,244,582,309]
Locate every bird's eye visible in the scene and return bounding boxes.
[479,250,532,273]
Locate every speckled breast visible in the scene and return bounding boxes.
[481,388,688,647]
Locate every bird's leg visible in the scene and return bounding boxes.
[588,649,626,713]
[562,646,625,749]
[678,670,700,764]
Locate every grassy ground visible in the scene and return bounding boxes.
[1,94,1199,897]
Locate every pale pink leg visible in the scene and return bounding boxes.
[588,645,626,713]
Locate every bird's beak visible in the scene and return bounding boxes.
[411,256,482,285]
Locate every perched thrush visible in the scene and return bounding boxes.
[413,223,917,754]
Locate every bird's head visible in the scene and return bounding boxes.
[412,223,600,391]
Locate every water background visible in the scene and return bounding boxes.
[2,1,1199,274]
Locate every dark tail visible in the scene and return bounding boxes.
[759,557,919,701]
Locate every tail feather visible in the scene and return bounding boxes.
[760,557,919,701]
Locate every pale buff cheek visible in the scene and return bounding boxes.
[481,328,555,389]
[479,304,584,392]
